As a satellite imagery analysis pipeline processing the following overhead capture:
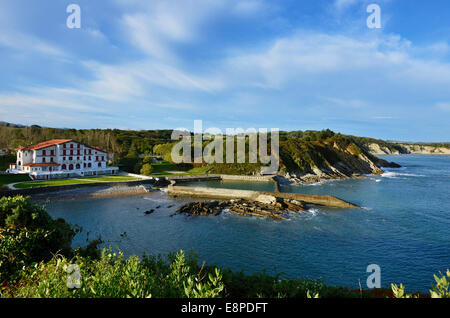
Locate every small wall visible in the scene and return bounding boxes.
[220,175,275,182]
[168,185,359,209]
[0,179,169,198]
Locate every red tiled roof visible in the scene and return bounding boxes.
[91,146,107,153]
[17,139,72,151]
[23,163,60,167]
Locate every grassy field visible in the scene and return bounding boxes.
[150,162,210,176]
[13,175,142,189]
[0,174,32,189]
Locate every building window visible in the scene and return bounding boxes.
[50,157,54,163]
[42,157,46,163]
[88,163,92,168]
[98,162,101,167]
[62,164,67,170]
[69,157,73,160]
[51,150,54,156]
[43,150,46,155]
[76,164,81,169]
[70,144,73,148]
[63,157,66,160]
[69,164,74,170]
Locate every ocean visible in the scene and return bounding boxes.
[46,155,450,292]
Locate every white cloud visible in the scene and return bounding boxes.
[119,0,225,60]
[223,31,450,91]
[436,102,450,112]
[0,32,67,58]
[233,0,269,16]
[334,0,359,11]
[322,97,368,109]
[0,93,94,111]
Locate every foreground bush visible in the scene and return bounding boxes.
[2,248,355,298]
[391,270,450,298]
[0,196,75,283]
[3,250,224,298]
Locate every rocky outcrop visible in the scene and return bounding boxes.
[397,144,450,155]
[280,138,401,185]
[367,143,402,155]
[176,198,307,220]
[366,142,450,155]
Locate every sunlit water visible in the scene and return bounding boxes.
[46,155,450,292]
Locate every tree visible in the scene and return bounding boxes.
[140,163,153,176]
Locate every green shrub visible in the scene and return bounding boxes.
[0,196,75,283]
[3,249,223,298]
[391,269,450,298]
[140,163,154,176]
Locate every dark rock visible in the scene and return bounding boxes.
[144,209,155,215]
[176,198,308,220]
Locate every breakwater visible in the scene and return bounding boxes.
[168,185,359,209]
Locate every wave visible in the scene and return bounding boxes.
[381,171,425,178]
[307,208,320,216]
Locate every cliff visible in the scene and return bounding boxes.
[279,135,400,184]
[349,137,450,156]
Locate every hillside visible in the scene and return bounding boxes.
[347,135,450,155]
[0,124,401,180]
[278,133,400,184]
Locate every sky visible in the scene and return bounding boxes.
[0,0,449,142]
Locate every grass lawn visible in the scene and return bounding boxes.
[13,179,94,189]
[0,174,32,189]
[82,175,141,182]
[13,175,142,189]
[150,163,210,177]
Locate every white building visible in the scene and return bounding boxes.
[7,139,119,180]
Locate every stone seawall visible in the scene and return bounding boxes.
[220,175,275,182]
[0,179,169,198]
[168,185,359,209]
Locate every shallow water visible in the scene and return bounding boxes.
[46,155,450,292]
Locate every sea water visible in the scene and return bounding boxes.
[46,155,450,292]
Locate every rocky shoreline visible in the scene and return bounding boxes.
[176,197,309,220]
[277,155,401,185]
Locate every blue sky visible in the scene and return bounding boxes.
[0,0,449,141]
